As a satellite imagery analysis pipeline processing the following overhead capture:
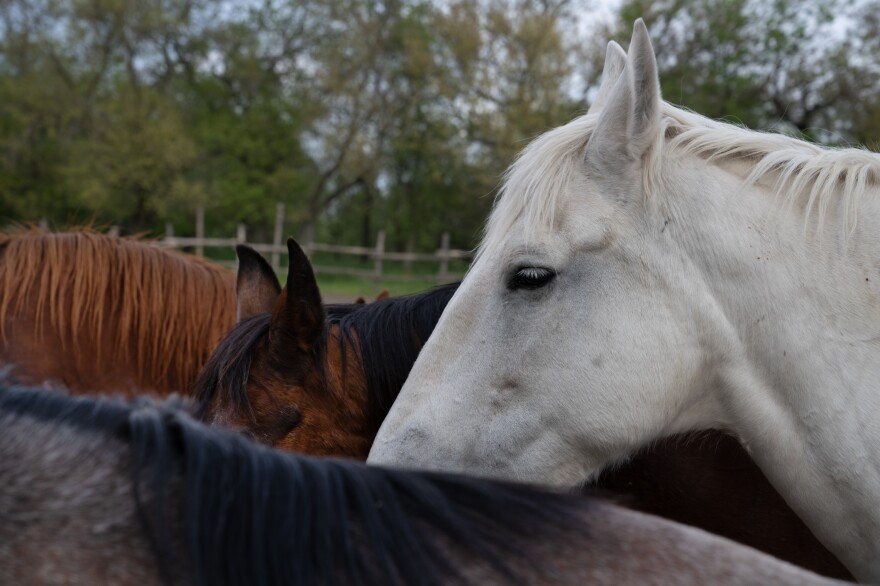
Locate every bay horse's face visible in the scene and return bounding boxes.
[196,240,376,460]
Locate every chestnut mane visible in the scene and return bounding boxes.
[0,227,235,393]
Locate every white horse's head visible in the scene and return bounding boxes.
[368,21,880,579]
[371,20,728,484]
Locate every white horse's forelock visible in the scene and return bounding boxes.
[479,102,880,259]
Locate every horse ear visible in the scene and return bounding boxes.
[270,238,325,351]
[235,245,281,321]
[587,41,627,116]
[586,19,661,179]
[375,289,390,301]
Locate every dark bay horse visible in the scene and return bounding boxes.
[197,241,457,457]
[0,382,848,585]
[196,240,853,580]
[0,228,236,395]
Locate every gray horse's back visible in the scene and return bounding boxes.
[0,400,848,586]
[528,504,850,585]
[0,412,163,585]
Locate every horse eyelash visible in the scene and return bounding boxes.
[508,267,556,291]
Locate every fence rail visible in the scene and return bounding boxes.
[153,204,472,284]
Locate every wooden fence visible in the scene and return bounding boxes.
[154,203,473,284]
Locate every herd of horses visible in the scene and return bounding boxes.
[1,20,878,585]
[0,232,852,585]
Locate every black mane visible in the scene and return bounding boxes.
[327,282,458,423]
[194,283,459,424]
[1,383,587,586]
[0,381,136,433]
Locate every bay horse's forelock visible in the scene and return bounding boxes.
[0,384,848,586]
[0,228,236,395]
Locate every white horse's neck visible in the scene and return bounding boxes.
[664,154,880,579]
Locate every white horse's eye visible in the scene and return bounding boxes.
[509,267,556,290]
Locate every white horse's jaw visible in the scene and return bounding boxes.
[370,395,596,488]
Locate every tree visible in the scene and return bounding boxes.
[0,0,209,227]
[4,0,877,252]
[315,0,586,252]
[838,0,880,149]
[62,87,199,229]
[607,0,872,144]
[171,0,318,239]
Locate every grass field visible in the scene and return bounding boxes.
[309,251,469,297]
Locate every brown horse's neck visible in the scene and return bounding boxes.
[0,229,236,396]
[593,432,853,580]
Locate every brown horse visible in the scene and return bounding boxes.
[196,242,452,457]
[0,383,849,586]
[195,239,852,580]
[0,228,236,395]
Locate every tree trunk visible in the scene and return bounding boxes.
[130,187,156,232]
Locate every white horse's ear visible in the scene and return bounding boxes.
[587,41,627,115]
[586,19,661,177]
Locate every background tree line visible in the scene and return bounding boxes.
[1,0,879,253]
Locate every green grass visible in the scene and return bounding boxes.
[196,247,468,299]
[284,251,468,298]
[315,274,443,298]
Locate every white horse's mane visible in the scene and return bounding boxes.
[480,102,880,257]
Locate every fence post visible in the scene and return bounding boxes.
[272,201,284,272]
[108,225,120,237]
[195,205,205,257]
[38,218,48,231]
[437,232,450,283]
[236,223,247,245]
[373,230,385,284]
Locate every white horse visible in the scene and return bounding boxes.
[369,20,880,582]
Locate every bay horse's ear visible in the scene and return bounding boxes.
[586,19,661,178]
[235,245,281,321]
[587,41,627,116]
[375,289,390,301]
[355,296,366,304]
[270,238,325,351]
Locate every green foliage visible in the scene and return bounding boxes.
[612,0,868,140]
[62,87,199,228]
[0,72,75,221]
[1,0,879,249]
